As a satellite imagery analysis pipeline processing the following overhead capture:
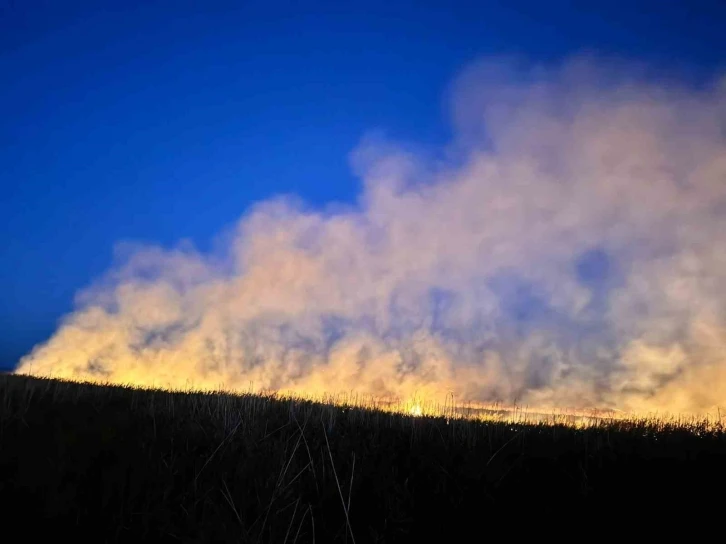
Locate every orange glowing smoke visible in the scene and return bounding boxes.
[15,58,726,417]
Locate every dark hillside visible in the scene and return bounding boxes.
[1,374,723,541]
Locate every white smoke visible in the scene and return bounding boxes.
[17,58,726,414]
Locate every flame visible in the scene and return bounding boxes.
[408,402,423,417]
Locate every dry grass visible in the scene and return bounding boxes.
[1,373,724,541]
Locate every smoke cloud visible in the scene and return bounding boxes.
[17,58,726,414]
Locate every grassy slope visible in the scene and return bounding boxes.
[1,374,724,542]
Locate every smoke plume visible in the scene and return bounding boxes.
[17,58,726,414]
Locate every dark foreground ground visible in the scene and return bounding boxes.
[1,374,724,542]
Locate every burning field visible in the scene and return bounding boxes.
[6,58,726,538]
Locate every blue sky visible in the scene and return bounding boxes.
[2,0,725,369]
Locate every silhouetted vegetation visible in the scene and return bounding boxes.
[1,374,724,542]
